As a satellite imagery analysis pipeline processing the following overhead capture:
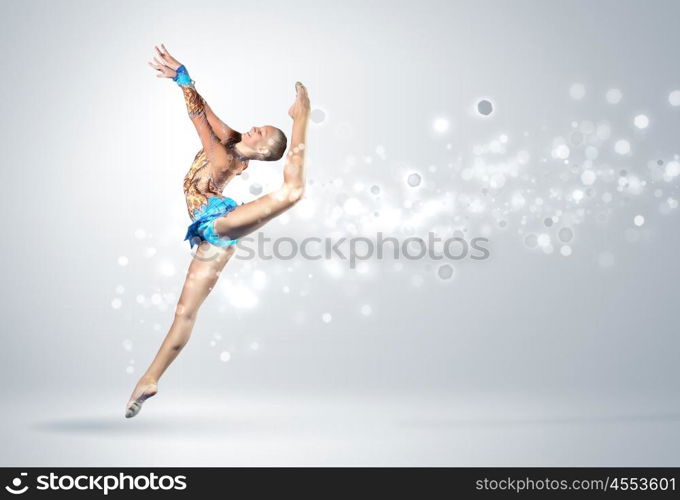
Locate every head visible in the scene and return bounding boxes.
[235,125,287,162]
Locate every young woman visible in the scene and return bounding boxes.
[124,44,310,418]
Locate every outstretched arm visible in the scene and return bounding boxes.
[148,44,237,148]
[179,83,223,155]
[182,81,240,145]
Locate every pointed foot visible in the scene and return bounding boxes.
[124,381,158,419]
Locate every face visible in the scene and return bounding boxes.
[241,125,279,157]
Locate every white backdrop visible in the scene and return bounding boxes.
[1,0,680,466]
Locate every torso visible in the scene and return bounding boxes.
[183,140,247,220]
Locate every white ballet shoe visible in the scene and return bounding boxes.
[125,399,144,419]
[124,383,157,419]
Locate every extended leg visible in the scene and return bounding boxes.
[214,81,311,240]
[214,183,305,240]
[124,243,236,418]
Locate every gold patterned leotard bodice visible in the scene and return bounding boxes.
[183,149,226,220]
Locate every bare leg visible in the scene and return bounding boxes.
[124,243,236,418]
[214,184,305,240]
[125,82,310,418]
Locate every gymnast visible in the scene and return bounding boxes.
[125,43,310,418]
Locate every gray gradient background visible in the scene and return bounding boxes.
[1,0,679,466]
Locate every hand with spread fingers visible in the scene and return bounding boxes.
[147,43,183,78]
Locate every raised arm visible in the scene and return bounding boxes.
[179,82,219,143]
[181,79,240,146]
[148,44,235,155]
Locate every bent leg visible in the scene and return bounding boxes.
[144,242,235,380]
[125,242,235,417]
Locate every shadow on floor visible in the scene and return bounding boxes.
[397,412,680,429]
[30,413,305,437]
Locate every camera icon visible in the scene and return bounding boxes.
[5,472,29,495]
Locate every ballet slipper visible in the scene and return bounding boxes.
[124,382,158,419]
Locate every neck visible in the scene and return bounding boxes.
[233,142,253,162]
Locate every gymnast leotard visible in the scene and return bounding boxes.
[177,74,244,249]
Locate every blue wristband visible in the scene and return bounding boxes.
[173,65,194,87]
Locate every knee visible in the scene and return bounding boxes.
[174,302,197,323]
